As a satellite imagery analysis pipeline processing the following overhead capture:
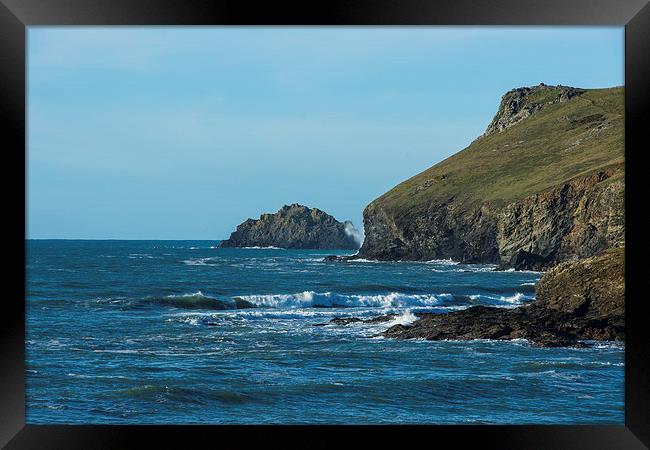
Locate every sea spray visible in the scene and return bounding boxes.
[386,309,418,327]
[344,221,364,248]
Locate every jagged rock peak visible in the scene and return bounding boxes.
[484,83,586,136]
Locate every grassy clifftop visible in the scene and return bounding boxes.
[358,84,624,266]
[374,85,624,215]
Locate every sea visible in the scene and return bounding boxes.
[26,240,624,424]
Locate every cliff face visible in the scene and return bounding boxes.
[361,199,500,262]
[497,167,624,270]
[220,204,361,250]
[357,84,624,269]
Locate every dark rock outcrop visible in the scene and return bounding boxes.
[355,85,624,270]
[315,314,397,327]
[483,84,585,136]
[381,248,624,347]
[220,204,361,250]
[534,247,624,319]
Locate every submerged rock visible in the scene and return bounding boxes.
[329,317,363,325]
[316,314,397,327]
[220,204,361,250]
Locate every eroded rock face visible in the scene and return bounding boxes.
[380,248,625,347]
[497,168,624,270]
[359,200,500,263]
[357,167,624,270]
[220,204,361,250]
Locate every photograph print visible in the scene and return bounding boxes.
[26,26,625,424]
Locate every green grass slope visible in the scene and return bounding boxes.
[373,86,624,217]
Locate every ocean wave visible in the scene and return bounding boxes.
[236,291,451,308]
[501,268,544,274]
[429,266,497,273]
[127,253,157,259]
[234,291,532,309]
[578,341,625,350]
[168,304,475,326]
[425,258,460,265]
[67,373,129,379]
[99,291,256,311]
[93,289,533,313]
[182,257,220,266]
[241,246,285,250]
[498,292,527,304]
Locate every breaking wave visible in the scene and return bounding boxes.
[237,291,447,308]
[88,289,534,312]
[235,291,532,309]
[241,246,285,250]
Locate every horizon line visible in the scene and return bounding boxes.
[25,238,227,241]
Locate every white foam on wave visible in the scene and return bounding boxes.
[67,373,129,379]
[499,292,527,304]
[579,341,625,350]
[169,316,202,326]
[430,265,497,273]
[426,258,460,265]
[178,291,204,298]
[241,246,285,250]
[467,265,500,272]
[502,268,544,274]
[467,292,532,307]
[182,257,220,266]
[236,291,449,309]
[127,253,156,259]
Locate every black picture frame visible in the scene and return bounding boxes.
[2,1,648,448]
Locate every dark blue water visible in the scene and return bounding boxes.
[26,240,624,424]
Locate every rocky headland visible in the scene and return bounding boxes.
[326,84,625,347]
[354,84,624,271]
[220,204,361,250]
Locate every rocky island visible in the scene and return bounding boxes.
[220,204,361,250]
[328,84,625,347]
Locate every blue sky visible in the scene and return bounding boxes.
[27,27,624,240]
